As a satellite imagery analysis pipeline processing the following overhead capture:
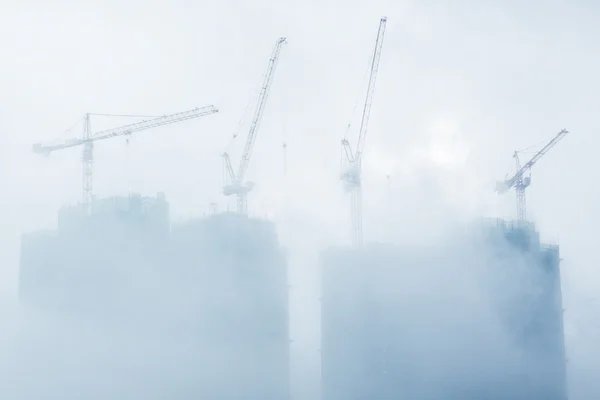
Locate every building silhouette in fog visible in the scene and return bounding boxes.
[168,212,289,398]
[320,219,567,400]
[20,193,170,320]
[19,193,289,399]
[481,219,567,400]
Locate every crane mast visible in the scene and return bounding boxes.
[341,17,387,247]
[222,37,287,214]
[33,105,219,214]
[496,128,568,222]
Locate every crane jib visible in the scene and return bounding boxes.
[33,106,218,153]
[220,37,287,215]
[501,129,568,191]
[235,37,286,181]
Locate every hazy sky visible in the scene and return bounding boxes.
[1,1,599,398]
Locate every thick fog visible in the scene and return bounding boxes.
[1,1,599,399]
[320,224,567,399]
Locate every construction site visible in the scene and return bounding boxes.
[16,17,571,400]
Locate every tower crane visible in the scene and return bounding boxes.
[33,105,219,215]
[340,17,387,247]
[222,37,286,215]
[496,128,568,222]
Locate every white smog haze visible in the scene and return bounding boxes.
[0,1,599,398]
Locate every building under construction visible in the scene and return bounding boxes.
[19,193,170,320]
[18,193,289,399]
[320,219,568,400]
[167,212,289,398]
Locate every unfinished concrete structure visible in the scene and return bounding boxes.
[19,192,169,320]
[477,219,568,400]
[167,212,290,399]
[17,195,290,399]
[320,219,568,400]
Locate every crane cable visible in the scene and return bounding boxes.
[125,133,131,195]
[517,131,561,154]
[281,71,288,177]
[225,63,269,152]
[87,113,159,194]
[52,113,163,145]
[507,131,563,177]
[88,113,161,118]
